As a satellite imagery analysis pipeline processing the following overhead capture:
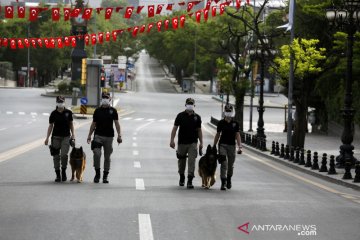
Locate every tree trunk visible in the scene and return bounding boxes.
[292,99,307,148]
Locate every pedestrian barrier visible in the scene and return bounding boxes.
[80,105,87,114]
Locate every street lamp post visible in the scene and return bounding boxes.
[326,0,359,168]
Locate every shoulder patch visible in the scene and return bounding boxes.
[232,122,236,128]
[109,109,113,114]
[65,112,69,118]
[194,115,198,121]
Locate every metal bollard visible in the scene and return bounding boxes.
[299,149,305,165]
[305,150,312,168]
[275,142,280,156]
[280,144,285,158]
[328,155,337,175]
[311,152,319,170]
[290,147,295,162]
[294,147,300,163]
[343,161,353,180]
[353,162,360,183]
[285,145,290,160]
[271,141,275,155]
[319,153,328,172]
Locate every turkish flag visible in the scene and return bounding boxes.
[18,6,26,18]
[124,6,134,18]
[236,0,242,9]
[212,6,216,17]
[29,8,40,21]
[64,8,71,21]
[30,38,37,48]
[83,8,92,20]
[164,19,169,30]
[180,15,186,28]
[178,2,185,6]
[105,8,113,20]
[148,5,154,18]
[156,21,162,32]
[96,8,103,14]
[166,4,173,11]
[140,25,146,33]
[172,17,178,30]
[206,0,212,10]
[195,11,201,23]
[187,2,194,12]
[43,38,50,48]
[112,31,117,41]
[50,38,56,48]
[84,35,90,45]
[37,38,43,48]
[71,37,76,47]
[156,4,164,14]
[220,3,226,15]
[3,38,8,47]
[24,38,30,48]
[136,6,144,14]
[204,9,209,21]
[132,26,139,37]
[98,32,103,44]
[147,23,154,33]
[64,36,70,46]
[115,7,123,12]
[105,32,110,41]
[71,8,81,17]
[52,8,60,21]
[91,34,97,45]
[17,39,24,49]
[57,38,63,48]
[10,39,16,50]
[5,6,14,18]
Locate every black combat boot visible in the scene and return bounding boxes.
[61,168,67,181]
[103,171,109,184]
[55,169,61,182]
[179,174,185,186]
[187,176,194,189]
[94,169,101,183]
[220,178,227,191]
[226,176,232,189]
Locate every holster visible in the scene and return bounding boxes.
[49,145,60,156]
[91,140,102,150]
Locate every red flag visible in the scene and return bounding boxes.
[52,8,60,21]
[236,0,242,9]
[43,38,49,48]
[147,23,154,33]
[246,0,250,4]
[204,9,209,21]
[136,6,144,14]
[188,13,194,18]
[105,7,113,20]
[64,8,71,21]
[24,38,30,48]
[37,38,43,48]
[71,8,81,17]
[96,8,103,14]
[132,26,139,37]
[180,15,186,28]
[84,35,90,45]
[112,31,117,41]
[156,21,162,32]
[31,38,37,48]
[166,4,173,11]
[195,11,201,23]
[140,25,146,33]
[214,0,220,3]
[83,8,92,20]
[70,37,76,47]
[148,5,155,18]
[10,39,16,50]
[17,39,24,49]
[29,8,40,21]
[124,6,134,18]
[105,32,110,41]
[3,38,8,47]
[0,39,2,48]
[220,3,225,15]
[206,0,212,10]
[91,34,97,45]
[57,38,63,48]
[164,19,169,30]
[64,36,70,46]
[212,6,216,17]
[98,32,103,44]
[156,4,164,14]
[172,17,178,30]
[5,6,14,18]
[50,38,56,48]
[178,2,186,6]
[187,2,194,12]
[18,6,26,18]
[127,27,132,32]
[115,7,123,12]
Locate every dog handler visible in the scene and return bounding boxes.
[213,104,242,190]
[87,92,122,184]
[44,96,75,182]
[170,98,203,189]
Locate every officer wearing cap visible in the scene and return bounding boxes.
[44,96,75,182]
[213,104,242,190]
[87,92,122,184]
[170,98,203,189]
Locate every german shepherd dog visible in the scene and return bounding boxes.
[70,146,86,183]
[198,145,218,189]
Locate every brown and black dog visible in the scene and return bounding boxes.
[70,146,86,183]
[198,145,218,189]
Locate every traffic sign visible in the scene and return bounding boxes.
[80,97,88,105]
[80,105,87,114]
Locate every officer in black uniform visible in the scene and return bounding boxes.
[213,104,242,190]
[170,98,203,189]
[87,92,122,184]
[44,96,75,182]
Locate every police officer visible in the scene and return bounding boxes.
[213,104,242,190]
[170,98,203,189]
[87,92,122,184]
[44,96,75,182]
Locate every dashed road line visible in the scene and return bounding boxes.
[6,111,13,114]
[134,161,141,168]
[136,178,145,190]
[138,214,154,240]
[133,143,138,147]
[135,118,144,121]
[18,112,25,115]
[133,150,139,156]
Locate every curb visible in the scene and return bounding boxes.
[211,96,288,109]
[207,122,360,191]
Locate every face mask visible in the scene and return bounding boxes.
[185,104,194,111]
[56,103,65,108]
[101,99,110,106]
[224,112,232,118]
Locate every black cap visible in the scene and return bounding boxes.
[185,98,195,105]
[102,92,110,99]
[224,104,233,112]
[56,96,65,103]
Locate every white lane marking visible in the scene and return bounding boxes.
[136,178,145,190]
[158,119,167,122]
[134,161,141,168]
[133,143,138,147]
[135,118,144,121]
[122,117,132,120]
[133,137,137,141]
[147,118,155,121]
[136,122,154,132]
[0,128,7,131]
[6,111,13,114]
[30,112,37,116]
[18,112,25,115]
[42,113,50,116]
[138,214,154,240]
[133,150,139,156]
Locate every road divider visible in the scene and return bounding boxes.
[138,214,154,240]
